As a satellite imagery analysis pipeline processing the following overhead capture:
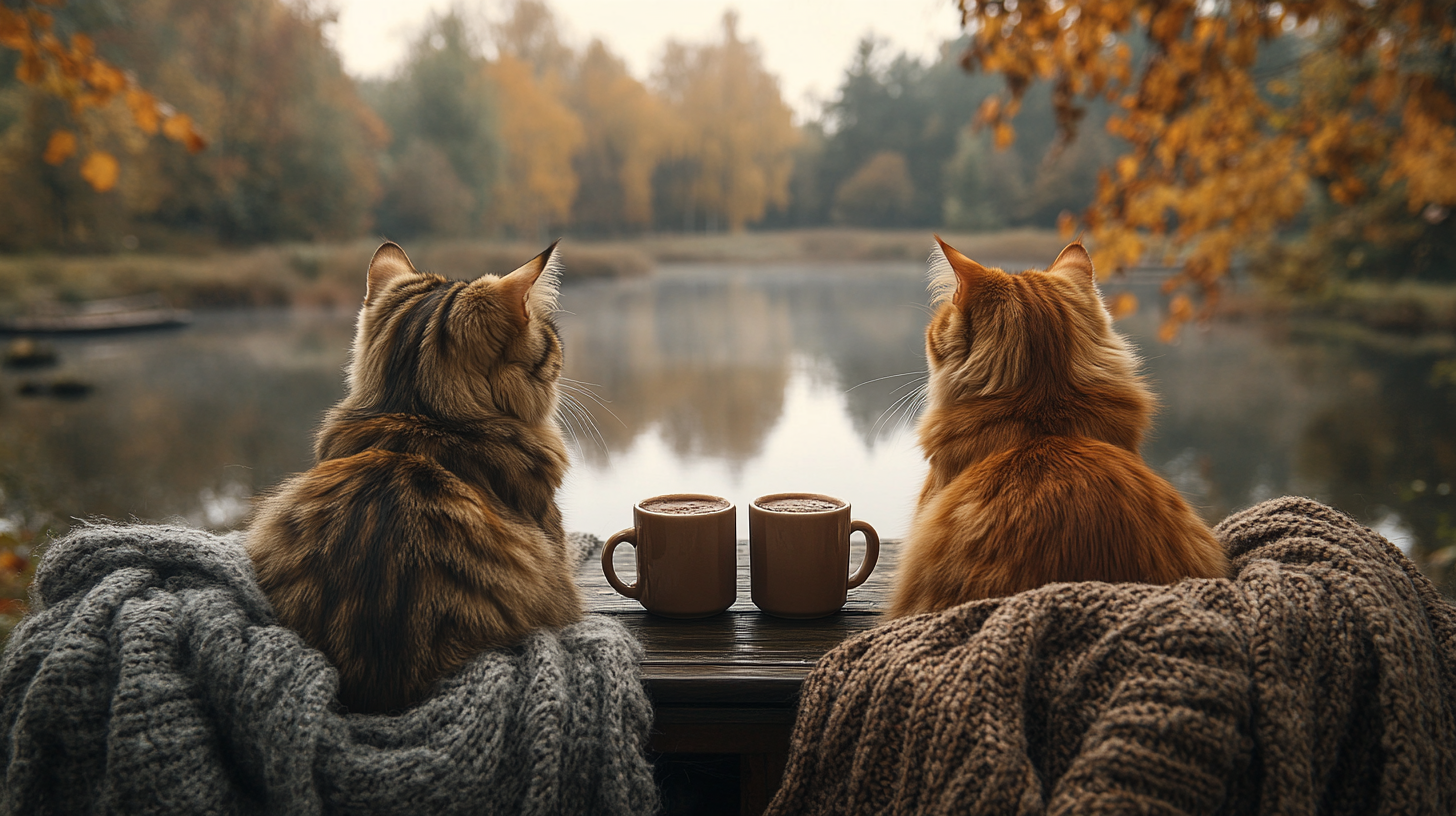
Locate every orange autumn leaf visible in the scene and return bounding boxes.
[79,150,119,191]
[162,112,196,142]
[957,0,1456,341]
[1057,210,1078,238]
[85,60,125,96]
[1107,291,1139,320]
[993,121,1016,150]
[126,88,160,134]
[16,49,44,83]
[182,129,207,153]
[42,129,76,164]
[1157,317,1182,344]
[1169,293,1195,322]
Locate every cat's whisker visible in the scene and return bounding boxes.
[557,392,610,456]
[559,382,626,429]
[894,383,929,438]
[888,374,929,396]
[894,385,929,440]
[887,385,927,441]
[569,394,612,454]
[844,371,923,394]
[872,381,927,442]
[553,399,588,458]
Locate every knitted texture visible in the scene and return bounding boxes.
[0,523,659,816]
[766,497,1456,816]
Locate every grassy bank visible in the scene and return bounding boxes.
[0,228,1068,313]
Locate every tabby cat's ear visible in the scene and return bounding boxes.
[932,236,997,309]
[498,239,562,322]
[1048,242,1096,285]
[366,242,417,304]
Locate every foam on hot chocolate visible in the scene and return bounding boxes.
[756,497,843,513]
[641,497,730,515]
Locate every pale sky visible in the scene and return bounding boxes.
[326,0,962,120]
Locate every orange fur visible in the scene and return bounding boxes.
[247,241,583,712]
[890,239,1227,617]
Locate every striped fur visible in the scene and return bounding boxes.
[247,241,583,713]
[890,239,1227,617]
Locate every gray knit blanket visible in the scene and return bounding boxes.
[0,524,659,816]
[767,497,1456,815]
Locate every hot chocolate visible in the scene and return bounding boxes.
[756,496,843,513]
[641,497,730,515]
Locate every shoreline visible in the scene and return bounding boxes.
[0,228,1068,313]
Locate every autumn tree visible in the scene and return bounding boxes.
[566,40,677,233]
[959,0,1456,330]
[483,51,584,237]
[0,0,205,198]
[482,1,584,238]
[653,12,798,232]
[832,150,916,226]
[0,0,380,248]
[490,0,574,82]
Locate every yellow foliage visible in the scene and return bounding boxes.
[0,0,206,192]
[41,129,74,164]
[1107,291,1139,320]
[79,150,118,191]
[569,39,678,229]
[485,53,585,235]
[958,0,1456,336]
[655,12,799,231]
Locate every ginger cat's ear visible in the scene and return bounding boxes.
[366,242,416,304]
[932,236,998,309]
[498,239,562,322]
[1048,241,1096,285]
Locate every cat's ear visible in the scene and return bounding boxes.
[366,242,416,304]
[498,239,562,322]
[931,236,996,309]
[1049,242,1096,285]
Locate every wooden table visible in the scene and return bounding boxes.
[579,538,895,816]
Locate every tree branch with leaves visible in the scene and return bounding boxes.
[0,0,205,192]
[959,0,1456,338]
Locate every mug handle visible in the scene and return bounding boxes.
[847,520,879,589]
[602,527,641,599]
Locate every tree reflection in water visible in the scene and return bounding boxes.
[0,262,1450,595]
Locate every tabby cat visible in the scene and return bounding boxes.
[248,240,583,713]
[890,238,1228,617]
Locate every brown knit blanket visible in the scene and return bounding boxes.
[766,497,1456,815]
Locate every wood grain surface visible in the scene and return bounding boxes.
[580,538,897,709]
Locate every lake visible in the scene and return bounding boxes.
[1,260,1452,594]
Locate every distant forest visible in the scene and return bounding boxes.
[0,0,1120,251]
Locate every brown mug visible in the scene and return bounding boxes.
[602,494,737,618]
[749,493,880,619]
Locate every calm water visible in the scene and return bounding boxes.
[2,261,1453,592]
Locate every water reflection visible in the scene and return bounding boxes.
[0,262,1451,595]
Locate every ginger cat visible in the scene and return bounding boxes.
[248,241,583,713]
[890,239,1227,617]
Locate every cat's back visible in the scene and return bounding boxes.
[905,434,1227,609]
[246,240,584,713]
[249,440,581,713]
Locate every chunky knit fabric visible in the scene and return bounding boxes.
[0,524,658,816]
[767,497,1456,815]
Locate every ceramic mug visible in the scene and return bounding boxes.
[749,492,879,619]
[602,493,737,618]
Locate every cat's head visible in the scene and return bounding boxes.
[345,240,565,424]
[922,238,1148,418]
